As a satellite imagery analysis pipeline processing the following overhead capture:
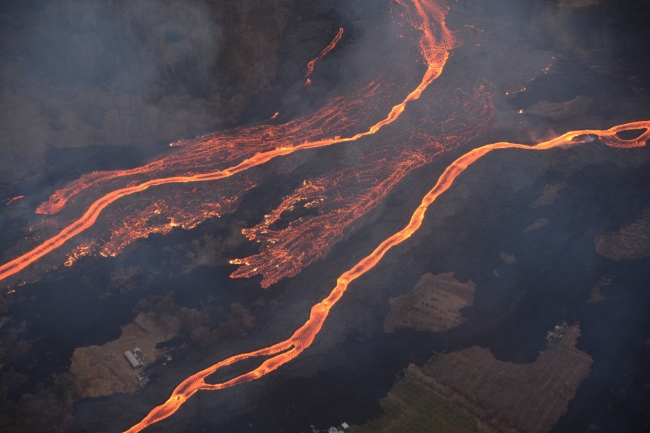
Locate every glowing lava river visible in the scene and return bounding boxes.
[0,0,648,431]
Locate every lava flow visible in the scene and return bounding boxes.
[124,122,649,432]
[5,195,23,206]
[0,0,646,429]
[229,84,492,287]
[304,27,344,88]
[0,0,456,284]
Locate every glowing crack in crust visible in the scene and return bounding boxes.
[124,123,649,432]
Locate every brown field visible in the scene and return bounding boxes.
[384,273,475,333]
[524,218,549,232]
[595,207,650,260]
[499,252,517,265]
[69,312,180,398]
[587,276,614,305]
[349,376,482,433]
[414,324,592,433]
[529,183,567,208]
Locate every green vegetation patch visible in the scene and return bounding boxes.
[350,377,479,433]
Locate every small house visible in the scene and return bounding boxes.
[124,351,142,369]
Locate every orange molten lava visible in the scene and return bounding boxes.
[124,122,649,432]
[0,0,645,429]
[5,196,24,206]
[228,84,492,287]
[63,242,97,267]
[305,27,344,89]
[0,0,456,284]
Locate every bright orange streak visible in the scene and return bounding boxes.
[0,0,455,284]
[304,27,344,88]
[124,122,649,432]
[6,196,24,206]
